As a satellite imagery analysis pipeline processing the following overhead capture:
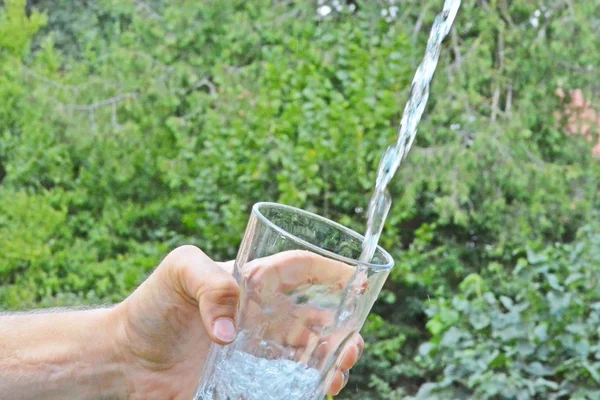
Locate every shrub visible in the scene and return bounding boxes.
[413,223,600,399]
[1,0,599,398]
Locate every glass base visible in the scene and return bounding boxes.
[195,334,325,400]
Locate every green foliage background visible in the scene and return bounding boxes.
[1,0,599,398]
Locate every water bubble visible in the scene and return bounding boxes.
[201,350,320,399]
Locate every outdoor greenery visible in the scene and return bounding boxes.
[1,0,599,398]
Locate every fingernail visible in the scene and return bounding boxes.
[356,344,364,360]
[342,369,350,386]
[213,318,237,343]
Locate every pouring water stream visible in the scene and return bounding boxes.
[360,0,462,264]
[335,0,462,327]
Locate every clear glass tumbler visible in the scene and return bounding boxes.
[195,202,394,400]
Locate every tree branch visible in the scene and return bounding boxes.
[23,68,83,94]
[505,84,513,116]
[134,0,162,20]
[89,111,98,133]
[499,0,516,29]
[491,30,504,122]
[23,67,121,94]
[59,93,139,112]
[450,27,462,68]
[444,37,482,73]
[192,78,217,96]
[412,4,429,45]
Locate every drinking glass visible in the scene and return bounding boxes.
[195,202,394,400]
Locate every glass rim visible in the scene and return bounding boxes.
[253,202,394,271]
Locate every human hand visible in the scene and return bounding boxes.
[111,245,363,399]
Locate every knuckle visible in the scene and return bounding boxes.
[198,279,239,306]
[171,245,205,260]
[163,245,205,273]
[287,249,317,265]
[288,249,313,259]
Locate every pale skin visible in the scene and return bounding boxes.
[0,245,363,400]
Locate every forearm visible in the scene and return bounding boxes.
[0,307,128,400]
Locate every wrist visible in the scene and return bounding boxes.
[109,301,143,400]
[0,307,130,400]
[104,306,133,400]
[56,307,130,400]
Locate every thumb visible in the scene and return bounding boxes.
[165,245,240,345]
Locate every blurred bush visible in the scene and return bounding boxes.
[1,0,599,398]
[412,224,600,399]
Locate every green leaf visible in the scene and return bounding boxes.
[565,273,584,286]
[583,362,600,384]
[547,292,572,316]
[426,319,444,337]
[500,296,514,309]
[534,323,549,342]
[547,274,563,291]
[525,362,554,377]
[469,312,491,330]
